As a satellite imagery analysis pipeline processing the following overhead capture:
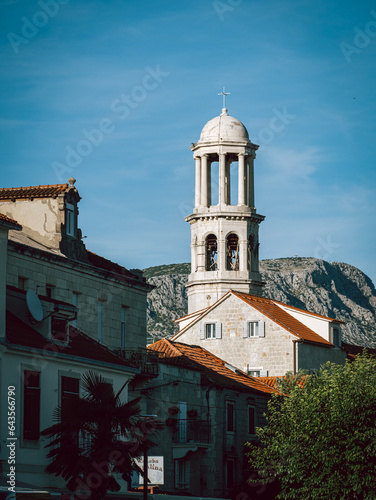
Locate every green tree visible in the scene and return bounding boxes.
[246,352,376,500]
[41,371,160,500]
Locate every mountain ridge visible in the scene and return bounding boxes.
[144,257,376,348]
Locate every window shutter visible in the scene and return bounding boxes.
[260,369,268,377]
[174,460,179,488]
[200,323,205,340]
[216,322,222,339]
[258,321,265,337]
[242,321,248,338]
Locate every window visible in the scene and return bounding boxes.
[248,370,260,377]
[248,406,256,434]
[61,376,80,443]
[331,327,340,347]
[175,460,190,489]
[242,320,265,338]
[226,401,235,432]
[51,317,68,342]
[23,371,40,440]
[121,307,127,348]
[46,284,55,299]
[18,276,28,290]
[205,234,218,271]
[226,233,239,271]
[66,203,75,236]
[206,323,216,339]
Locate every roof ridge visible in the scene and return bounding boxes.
[0,183,68,191]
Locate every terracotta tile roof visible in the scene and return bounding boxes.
[148,338,277,395]
[272,297,345,324]
[258,375,306,390]
[232,291,334,346]
[5,311,135,370]
[172,290,334,347]
[0,184,68,200]
[0,213,22,230]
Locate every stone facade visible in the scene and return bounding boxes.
[186,108,265,314]
[174,293,346,377]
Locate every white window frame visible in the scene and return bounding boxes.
[242,320,265,338]
[205,323,216,339]
[200,322,222,340]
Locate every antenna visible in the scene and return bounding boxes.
[26,290,44,323]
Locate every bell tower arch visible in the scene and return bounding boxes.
[186,106,265,313]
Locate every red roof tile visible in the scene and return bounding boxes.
[0,184,68,200]
[5,311,135,370]
[232,291,334,346]
[0,213,22,230]
[148,338,277,395]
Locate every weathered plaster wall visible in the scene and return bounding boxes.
[1,198,63,250]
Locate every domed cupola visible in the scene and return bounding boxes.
[198,108,250,144]
[185,94,265,314]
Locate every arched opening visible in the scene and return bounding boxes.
[205,234,218,271]
[248,234,259,271]
[226,233,239,271]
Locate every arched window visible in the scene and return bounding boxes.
[205,234,218,271]
[226,233,239,271]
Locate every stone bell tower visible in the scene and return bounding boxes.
[186,102,265,314]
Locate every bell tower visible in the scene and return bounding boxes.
[186,102,265,314]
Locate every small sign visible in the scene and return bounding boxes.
[135,456,164,485]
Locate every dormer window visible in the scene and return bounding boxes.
[51,317,68,342]
[66,203,75,236]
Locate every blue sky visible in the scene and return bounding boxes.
[1,0,375,285]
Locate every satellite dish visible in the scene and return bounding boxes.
[26,290,44,323]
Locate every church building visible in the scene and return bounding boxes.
[173,102,346,377]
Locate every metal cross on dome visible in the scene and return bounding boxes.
[218,86,230,108]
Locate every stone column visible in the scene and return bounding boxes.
[194,156,201,208]
[247,156,255,209]
[218,236,226,272]
[201,155,208,206]
[219,153,226,205]
[225,160,231,205]
[207,159,212,206]
[238,153,245,206]
[239,238,247,272]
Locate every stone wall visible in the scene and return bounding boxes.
[176,294,296,377]
[7,245,148,350]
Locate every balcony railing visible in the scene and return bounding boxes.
[172,419,211,444]
[116,348,164,377]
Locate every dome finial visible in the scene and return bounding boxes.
[218,86,231,110]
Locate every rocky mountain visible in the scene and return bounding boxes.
[143,258,376,348]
